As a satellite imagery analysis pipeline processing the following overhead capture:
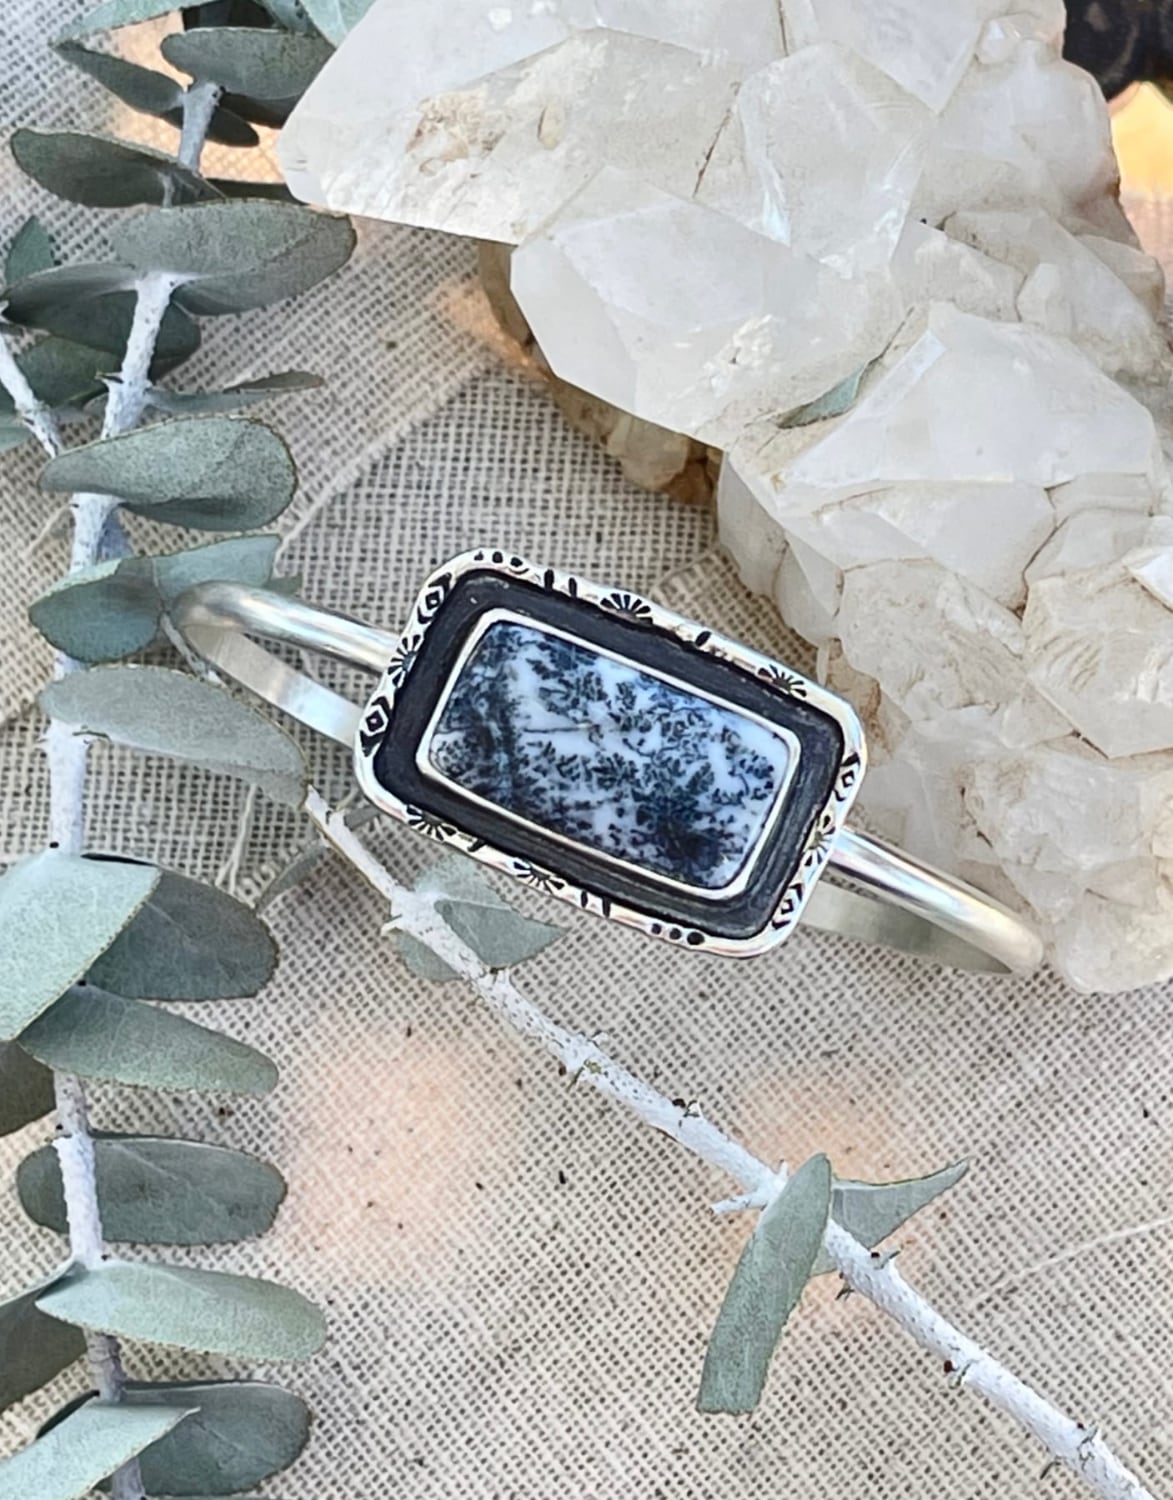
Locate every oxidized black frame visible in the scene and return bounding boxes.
[353,551,866,955]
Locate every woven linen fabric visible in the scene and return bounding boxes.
[3,9,1173,1498]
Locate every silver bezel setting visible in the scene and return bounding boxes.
[353,550,867,956]
[414,605,803,902]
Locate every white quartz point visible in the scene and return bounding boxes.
[1124,518,1173,610]
[749,306,1159,508]
[916,41,1117,225]
[795,481,1054,609]
[716,450,790,598]
[781,0,995,112]
[510,168,905,448]
[1025,570,1173,758]
[946,209,1168,378]
[587,0,786,63]
[277,0,783,234]
[693,45,931,275]
[1049,470,1158,521]
[1079,232,1167,319]
[773,537,842,649]
[892,221,1022,322]
[965,739,1173,877]
[1054,893,1173,995]
[977,3,1066,64]
[1024,508,1152,586]
[836,559,1027,722]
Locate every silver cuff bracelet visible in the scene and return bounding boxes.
[173,550,1044,975]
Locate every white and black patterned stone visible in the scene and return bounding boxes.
[369,568,847,942]
[425,620,792,890]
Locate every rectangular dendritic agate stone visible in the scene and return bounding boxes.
[421,616,796,893]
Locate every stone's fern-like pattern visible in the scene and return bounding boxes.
[425,620,792,891]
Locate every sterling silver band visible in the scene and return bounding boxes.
[173,581,1045,976]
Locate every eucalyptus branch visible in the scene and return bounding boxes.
[0,89,218,1500]
[303,787,1154,1500]
[0,263,144,1500]
[34,272,182,1500]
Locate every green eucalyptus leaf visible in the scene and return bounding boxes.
[10,130,217,209]
[0,1401,191,1500]
[30,558,162,663]
[89,862,278,1000]
[19,986,278,1095]
[0,852,159,1040]
[185,0,275,24]
[299,0,372,43]
[220,90,296,127]
[18,1135,286,1245]
[2,260,134,309]
[43,1381,308,1496]
[0,337,110,418]
[41,666,306,805]
[37,1260,326,1362]
[205,177,296,201]
[59,0,200,38]
[152,534,283,606]
[162,28,331,99]
[256,842,327,911]
[54,41,181,114]
[146,370,323,414]
[0,419,30,452]
[257,0,318,30]
[698,1153,832,1415]
[781,366,866,428]
[0,1042,55,1136]
[1,264,200,371]
[398,855,563,982]
[110,199,356,314]
[811,1161,969,1275]
[52,41,260,148]
[0,1266,86,1412]
[29,536,281,663]
[5,217,55,283]
[203,105,263,149]
[40,415,297,531]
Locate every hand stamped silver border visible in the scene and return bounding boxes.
[352,549,867,956]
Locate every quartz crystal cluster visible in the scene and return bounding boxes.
[281,0,1173,991]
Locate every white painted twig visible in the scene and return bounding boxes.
[177,80,221,172]
[303,787,1155,1500]
[51,1077,131,1405]
[0,335,62,459]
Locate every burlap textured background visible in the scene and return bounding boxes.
[2,8,1172,1497]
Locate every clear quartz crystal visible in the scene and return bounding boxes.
[781,0,994,112]
[282,0,1173,989]
[510,168,905,447]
